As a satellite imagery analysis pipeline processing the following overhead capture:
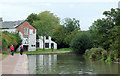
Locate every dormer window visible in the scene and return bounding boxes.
[24,28,28,35]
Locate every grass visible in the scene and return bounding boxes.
[2,48,71,55]
[24,48,71,54]
[2,51,20,55]
[36,48,71,51]
[56,48,71,51]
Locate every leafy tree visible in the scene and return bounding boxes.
[60,18,80,47]
[2,31,22,51]
[70,32,93,55]
[89,8,120,51]
[63,18,80,33]
[64,29,78,46]
[52,25,67,48]
[109,26,120,56]
[27,11,60,50]
[26,13,38,24]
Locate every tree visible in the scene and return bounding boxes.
[63,18,80,33]
[2,31,22,51]
[64,29,78,46]
[61,18,80,47]
[109,26,120,56]
[89,8,120,52]
[26,13,38,24]
[70,32,93,55]
[27,11,60,50]
[52,25,67,48]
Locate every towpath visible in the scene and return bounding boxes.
[0,54,28,75]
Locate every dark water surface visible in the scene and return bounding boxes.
[27,54,119,75]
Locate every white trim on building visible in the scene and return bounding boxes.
[37,36,57,49]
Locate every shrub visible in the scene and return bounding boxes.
[101,50,107,60]
[2,31,22,52]
[85,47,119,62]
[105,57,112,62]
[107,50,119,61]
[70,32,93,55]
[85,48,104,60]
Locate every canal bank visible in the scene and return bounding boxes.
[1,51,71,74]
[2,54,28,74]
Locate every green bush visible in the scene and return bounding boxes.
[85,48,105,60]
[70,32,93,55]
[2,31,22,51]
[84,49,90,56]
[101,50,107,60]
[107,50,119,61]
[85,47,119,62]
[105,57,112,62]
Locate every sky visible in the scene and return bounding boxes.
[0,0,119,30]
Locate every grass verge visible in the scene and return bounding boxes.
[2,48,71,55]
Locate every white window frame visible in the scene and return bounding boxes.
[29,29,33,35]
[24,28,28,35]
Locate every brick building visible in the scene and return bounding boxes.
[1,19,36,51]
[16,20,36,51]
[1,18,57,51]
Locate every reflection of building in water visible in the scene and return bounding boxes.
[28,55,36,74]
[28,54,57,74]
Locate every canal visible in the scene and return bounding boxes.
[28,54,119,75]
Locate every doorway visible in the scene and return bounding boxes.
[23,45,28,51]
[36,42,39,48]
[51,43,54,49]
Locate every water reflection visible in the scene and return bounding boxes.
[28,54,57,74]
[28,54,119,74]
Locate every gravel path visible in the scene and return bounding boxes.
[1,54,28,75]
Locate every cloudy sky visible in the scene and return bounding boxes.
[0,0,119,30]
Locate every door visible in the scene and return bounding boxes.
[23,45,28,51]
[51,43,54,49]
[36,42,39,48]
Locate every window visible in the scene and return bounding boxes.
[24,38,28,44]
[36,42,39,48]
[46,36,49,39]
[29,29,33,35]
[31,45,35,47]
[45,43,49,48]
[24,28,28,35]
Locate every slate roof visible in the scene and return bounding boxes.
[1,20,24,29]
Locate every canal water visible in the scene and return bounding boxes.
[27,54,119,74]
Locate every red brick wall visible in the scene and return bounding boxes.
[16,21,36,37]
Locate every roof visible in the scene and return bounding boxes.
[16,20,36,29]
[1,20,24,29]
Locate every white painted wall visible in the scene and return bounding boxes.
[37,36,57,49]
[19,29,36,51]
[28,29,36,51]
